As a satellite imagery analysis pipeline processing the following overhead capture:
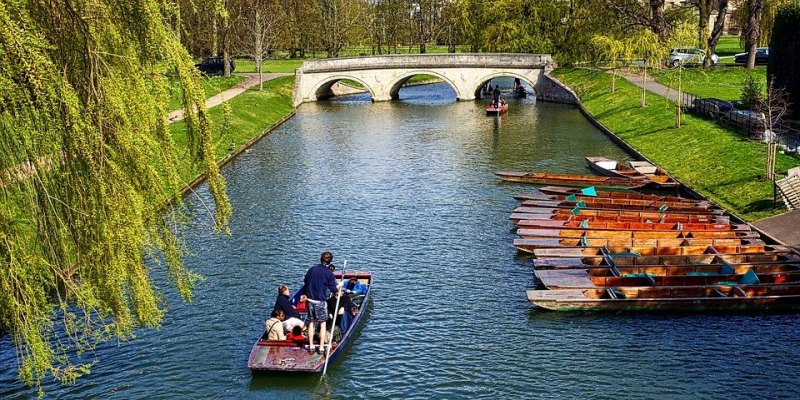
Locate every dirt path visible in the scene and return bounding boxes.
[167,73,291,124]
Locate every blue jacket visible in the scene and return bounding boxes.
[304,264,338,301]
[273,293,301,319]
[344,280,367,295]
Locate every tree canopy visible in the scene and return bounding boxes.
[0,0,230,391]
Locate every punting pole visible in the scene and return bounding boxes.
[323,259,346,376]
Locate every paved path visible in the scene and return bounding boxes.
[167,73,290,124]
[616,69,681,102]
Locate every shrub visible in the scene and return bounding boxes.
[740,73,764,110]
[768,1,800,119]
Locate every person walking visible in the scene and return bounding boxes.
[304,251,341,354]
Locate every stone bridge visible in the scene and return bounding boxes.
[292,53,559,106]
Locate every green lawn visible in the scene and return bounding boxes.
[232,59,303,74]
[650,65,766,100]
[167,75,244,112]
[553,68,799,221]
[171,76,295,182]
[715,35,744,61]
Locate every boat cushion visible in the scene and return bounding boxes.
[581,187,597,197]
[739,269,760,285]
[719,262,735,275]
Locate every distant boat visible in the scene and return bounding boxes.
[495,171,648,190]
[534,186,702,204]
[486,102,508,115]
[628,160,680,188]
[513,87,528,99]
[247,271,372,373]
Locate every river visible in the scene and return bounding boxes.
[2,81,800,399]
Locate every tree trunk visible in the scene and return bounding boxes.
[698,0,710,53]
[705,0,729,68]
[255,7,262,90]
[222,5,230,78]
[212,16,218,56]
[650,0,669,42]
[744,0,764,69]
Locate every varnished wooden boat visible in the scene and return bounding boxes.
[586,156,679,189]
[628,160,680,188]
[513,237,762,252]
[529,244,789,258]
[509,212,728,224]
[534,186,703,204]
[248,272,372,373]
[532,253,800,268]
[515,219,749,232]
[519,195,714,211]
[535,268,800,289]
[585,262,800,277]
[516,228,762,240]
[516,201,722,215]
[495,171,648,190]
[486,102,508,115]
[527,283,800,311]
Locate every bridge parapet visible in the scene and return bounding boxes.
[302,53,554,73]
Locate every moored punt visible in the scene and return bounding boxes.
[628,160,680,188]
[509,212,728,224]
[585,263,800,277]
[534,186,704,204]
[516,201,722,215]
[516,194,712,209]
[513,237,762,253]
[529,244,789,258]
[532,253,800,268]
[247,272,372,373]
[516,228,762,240]
[586,156,645,179]
[515,219,749,232]
[526,284,800,311]
[495,171,648,190]
[535,268,800,289]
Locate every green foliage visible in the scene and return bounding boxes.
[0,0,231,391]
[768,0,800,119]
[553,68,799,221]
[741,72,765,109]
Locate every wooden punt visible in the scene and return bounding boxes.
[509,212,728,224]
[535,268,800,289]
[586,263,800,277]
[513,237,762,253]
[586,156,679,188]
[515,219,749,232]
[495,171,648,190]
[516,201,722,215]
[532,253,800,268]
[529,244,789,258]
[516,228,762,240]
[535,186,704,204]
[628,160,680,188]
[247,271,372,373]
[527,283,800,311]
[515,193,712,209]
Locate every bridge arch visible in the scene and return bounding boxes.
[387,71,461,100]
[474,73,540,99]
[309,75,376,102]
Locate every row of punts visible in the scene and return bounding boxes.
[497,167,800,311]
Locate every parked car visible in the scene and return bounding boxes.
[734,47,769,65]
[692,98,734,117]
[669,47,719,68]
[195,57,235,75]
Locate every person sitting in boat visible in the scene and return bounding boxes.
[344,277,367,295]
[339,305,359,334]
[286,325,307,345]
[265,309,286,341]
[304,251,342,354]
[273,284,304,333]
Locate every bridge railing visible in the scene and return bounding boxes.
[301,53,553,73]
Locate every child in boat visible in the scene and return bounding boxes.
[344,277,367,295]
[287,325,307,344]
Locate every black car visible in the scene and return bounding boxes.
[734,47,769,65]
[195,57,235,75]
[692,97,734,118]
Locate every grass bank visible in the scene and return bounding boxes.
[171,76,294,182]
[231,59,303,74]
[552,68,799,221]
[650,65,766,100]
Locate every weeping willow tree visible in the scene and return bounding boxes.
[0,0,231,392]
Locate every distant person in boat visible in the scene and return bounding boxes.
[274,284,304,332]
[514,77,521,89]
[492,85,501,107]
[286,325,307,345]
[265,309,286,341]
[344,277,367,295]
[304,251,342,354]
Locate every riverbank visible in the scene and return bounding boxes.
[171,76,295,186]
[551,68,799,222]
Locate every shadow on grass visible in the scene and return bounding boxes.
[741,199,779,214]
